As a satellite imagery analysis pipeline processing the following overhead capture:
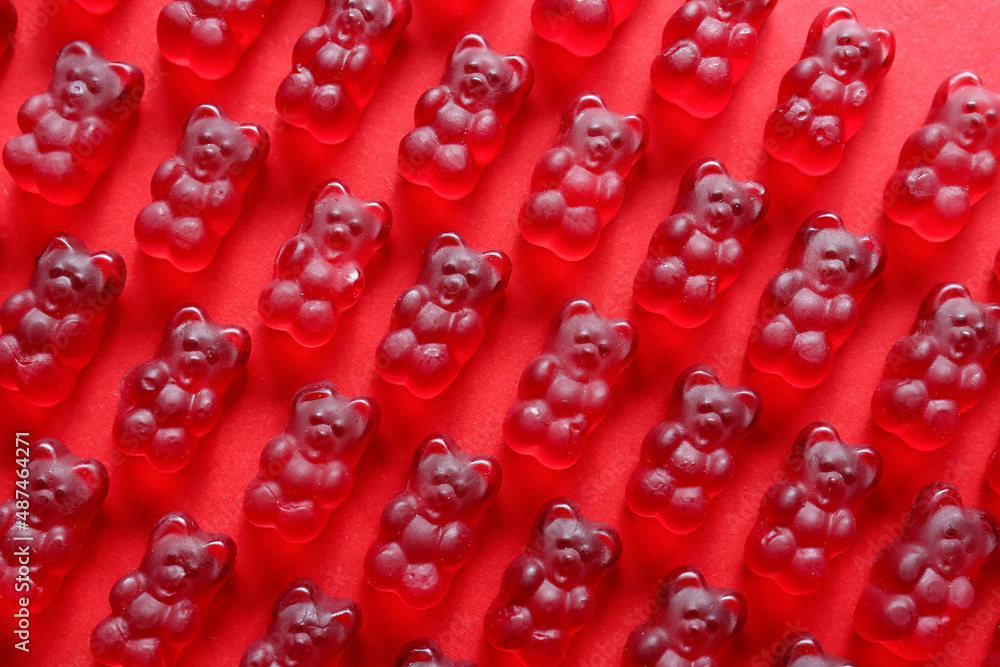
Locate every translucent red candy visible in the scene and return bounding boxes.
[633,158,768,327]
[395,638,478,667]
[276,0,412,144]
[73,0,124,14]
[871,283,1000,450]
[773,632,855,667]
[747,211,886,388]
[0,233,126,406]
[91,511,236,667]
[157,0,271,79]
[744,422,882,594]
[364,434,500,609]
[375,231,511,398]
[258,179,391,347]
[530,0,637,57]
[113,304,251,472]
[625,365,760,534]
[243,380,380,543]
[398,33,533,200]
[0,438,109,612]
[518,93,648,261]
[763,6,894,176]
[0,0,15,56]
[484,497,621,667]
[503,296,637,470]
[134,103,269,273]
[854,482,998,661]
[2,41,144,205]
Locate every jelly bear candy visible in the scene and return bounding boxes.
[375,231,511,398]
[0,437,108,612]
[763,6,894,176]
[134,103,269,273]
[2,41,144,206]
[651,0,778,118]
[240,578,362,667]
[395,638,478,667]
[871,283,1000,450]
[625,365,760,534]
[747,211,886,388]
[744,422,882,594]
[854,482,998,661]
[276,0,412,144]
[365,434,500,609]
[0,0,15,56]
[91,511,236,667]
[772,632,854,667]
[73,0,123,14]
[398,33,533,200]
[622,566,746,667]
[530,0,637,57]
[243,380,380,542]
[259,179,391,347]
[633,158,768,327]
[113,303,251,472]
[984,620,1000,667]
[884,72,1000,242]
[157,0,271,79]
[518,93,648,261]
[0,233,126,406]
[503,297,637,470]
[484,497,621,667]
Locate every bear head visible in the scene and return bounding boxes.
[931,72,1000,152]
[678,158,768,239]
[806,7,894,81]
[178,104,267,183]
[287,381,380,462]
[143,511,235,602]
[410,434,500,521]
[49,41,143,120]
[30,233,125,319]
[672,365,761,448]
[160,304,250,387]
[909,482,998,579]
[329,0,410,45]
[795,211,886,294]
[789,422,882,509]
[918,283,1000,364]
[419,232,511,311]
[27,437,109,527]
[266,578,361,663]
[444,33,532,112]
[546,297,638,378]
[655,566,747,660]
[305,179,391,262]
[531,497,621,588]
[560,93,648,172]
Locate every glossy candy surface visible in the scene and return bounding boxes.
[530,0,637,57]
[0,0,16,55]
[772,632,855,667]
[395,638,478,667]
[157,0,271,79]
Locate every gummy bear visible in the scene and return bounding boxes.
[530,0,637,57]
[503,297,638,470]
[0,437,108,612]
[0,233,126,406]
[240,578,362,667]
[772,632,854,667]
[0,0,15,57]
[157,0,272,79]
[633,158,768,327]
[625,365,760,534]
[744,422,882,594]
[622,566,746,667]
[517,93,648,261]
[484,497,622,667]
[398,33,533,200]
[2,41,144,206]
[243,380,380,543]
[854,482,998,661]
[258,179,391,347]
[747,211,886,388]
[884,71,1000,242]
[91,511,236,667]
[113,303,251,472]
[365,434,500,609]
[871,283,1000,451]
[73,0,124,14]
[375,231,511,398]
[395,638,478,667]
[275,0,412,144]
[651,0,778,118]
[763,6,894,176]
[134,102,269,273]
[984,620,1000,667]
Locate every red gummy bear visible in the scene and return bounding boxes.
[854,482,998,661]
[651,0,778,118]
[73,0,123,14]
[0,437,108,612]
[2,41,144,205]
[259,179,391,347]
[530,0,637,57]
[276,0,412,144]
[484,497,622,667]
[763,7,894,176]
[0,0,16,57]
[157,0,271,79]
[633,158,768,327]
[0,233,126,406]
[134,103,269,273]
[240,578,362,667]
[773,632,854,667]
[747,211,886,388]
[871,283,1000,450]
[375,231,511,398]
[625,365,761,534]
[517,93,648,261]
[91,512,236,667]
[744,422,882,594]
[622,566,746,667]
[365,434,500,609]
[503,297,638,470]
[395,638,478,667]
[884,72,1000,242]
[113,304,251,472]
[243,380,380,543]
[398,33,533,200]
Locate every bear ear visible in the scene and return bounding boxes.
[855,445,883,492]
[934,71,983,109]
[470,455,502,496]
[913,482,963,518]
[293,381,337,408]
[800,210,844,242]
[349,396,381,437]
[743,179,770,220]
[330,601,362,633]
[363,200,393,243]
[453,32,488,55]
[983,303,1000,350]
[221,325,251,359]
[43,233,77,256]
[870,28,895,66]
[239,123,268,155]
[807,6,856,45]
[58,41,94,62]
[565,93,606,122]
[681,158,728,194]
[203,537,236,580]
[719,590,748,635]
[150,512,196,544]
[734,387,762,429]
[611,319,638,359]
[665,566,707,595]
[74,460,110,496]
[90,250,126,291]
[623,113,649,151]
[502,54,533,97]
[415,434,455,464]
[108,61,143,92]
[425,231,466,258]
[975,509,1000,555]
[31,439,61,461]
[277,581,316,610]
[594,524,622,565]
[920,283,971,321]
[310,179,350,209]
[777,632,823,662]
[538,498,580,529]
[679,365,720,392]
[186,103,223,127]
[555,297,597,327]
[860,233,888,278]
[169,304,208,330]
[799,421,840,451]
[481,250,512,291]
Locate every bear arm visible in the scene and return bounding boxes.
[564,585,596,628]
[381,495,419,536]
[899,124,947,163]
[130,361,172,402]
[763,480,803,521]
[957,363,988,408]
[37,524,72,564]
[533,147,575,188]
[274,236,314,277]
[780,58,823,96]
[259,433,297,470]
[768,270,805,308]
[596,172,625,211]
[108,573,143,609]
[343,45,378,98]
[394,287,427,322]
[827,508,857,549]
[581,380,612,415]
[521,356,558,396]
[0,291,35,330]
[649,213,696,257]
[969,151,998,191]
[187,388,222,430]
[449,308,485,349]
[845,80,871,109]
[888,544,927,586]
[500,555,546,599]
[414,86,450,125]
[467,110,504,163]
[17,94,54,131]
[164,599,200,637]
[150,158,187,199]
[703,449,734,489]
[887,335,936,376]
[439,521,475,564]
